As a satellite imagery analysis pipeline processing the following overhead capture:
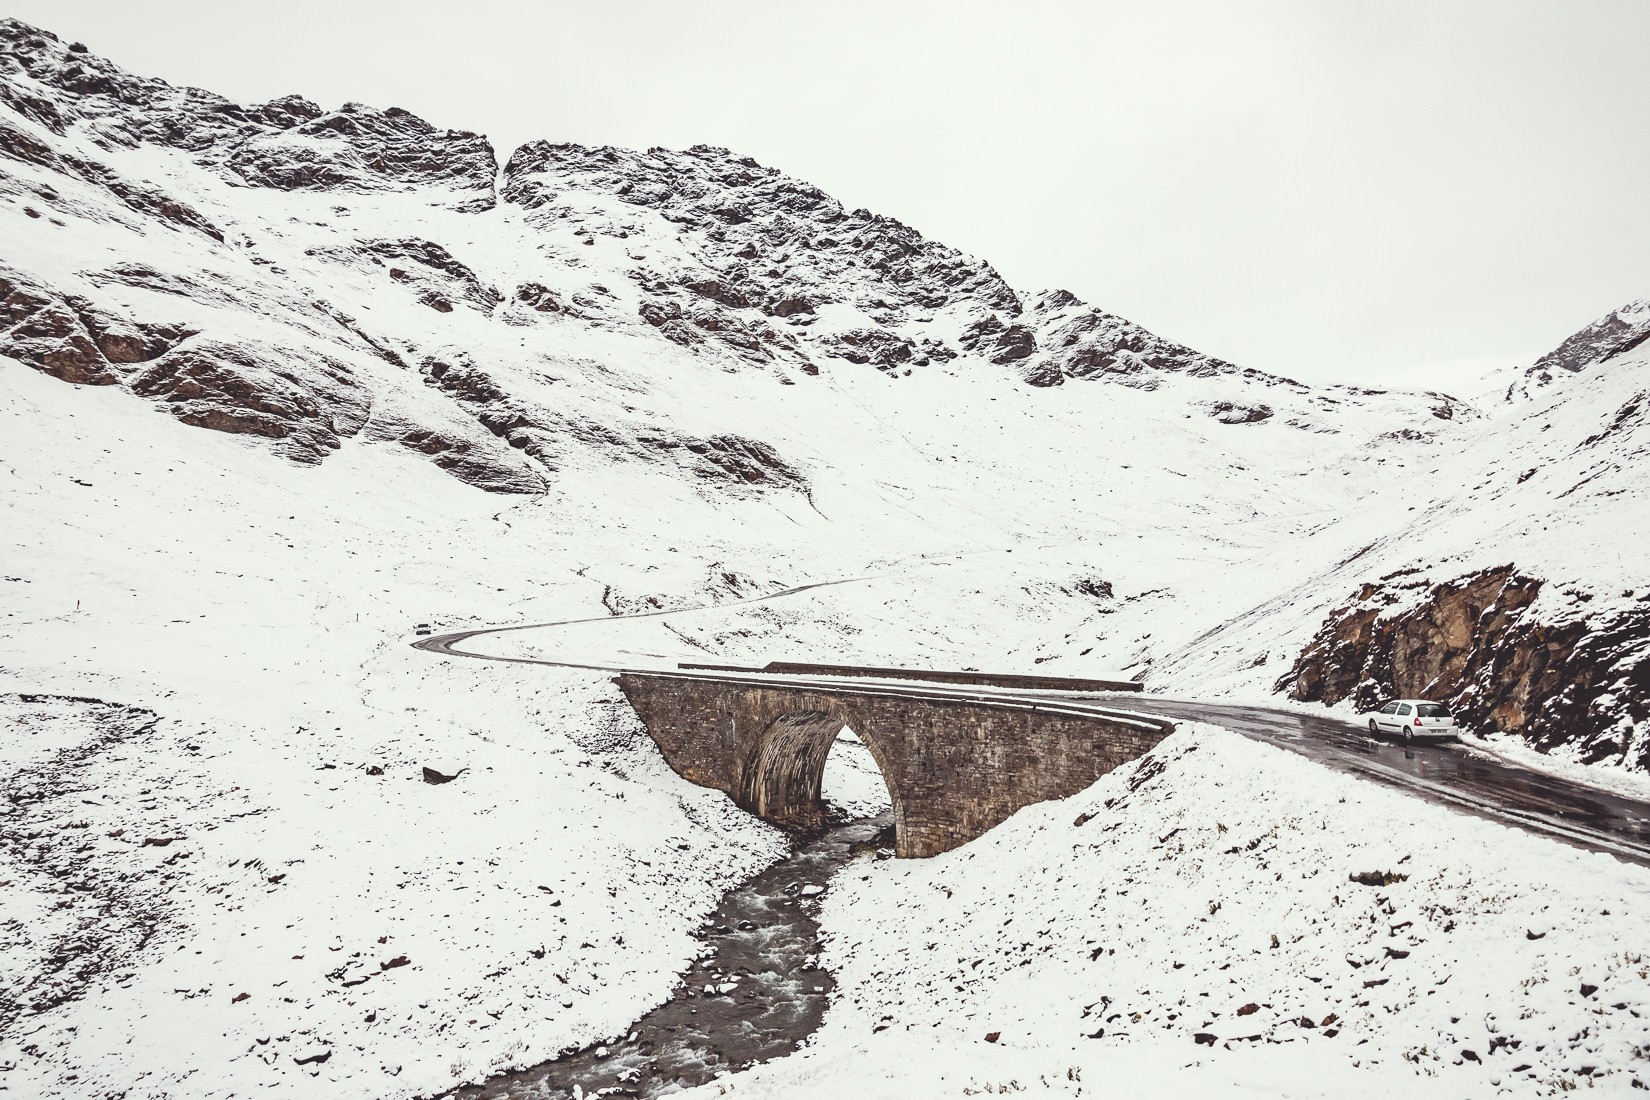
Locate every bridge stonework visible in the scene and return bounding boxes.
[617,673,1173,858]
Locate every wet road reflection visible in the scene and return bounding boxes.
[1079,696,1650,866]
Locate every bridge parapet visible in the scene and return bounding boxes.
[617,672,1173,858]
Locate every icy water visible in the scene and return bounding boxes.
[452,813,893,1099]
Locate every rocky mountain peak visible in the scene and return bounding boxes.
[505,139,1023,314]
[1517,297,1650,396]
[0,17,497,209]
[1,15,1488,514]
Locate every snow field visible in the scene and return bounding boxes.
[0,363,796,1098]
[691,725,1650,1098]
[2,662,790,1100]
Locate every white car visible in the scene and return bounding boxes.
[1365,698,1457,742]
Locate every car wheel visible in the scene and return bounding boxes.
[1403,728,1414,744]
[1368,719,1379,735]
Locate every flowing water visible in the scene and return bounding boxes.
[453,813,893,1099]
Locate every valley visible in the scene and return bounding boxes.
[2,16,1648,1098]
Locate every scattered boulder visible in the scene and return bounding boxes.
[1349,870,1408,887]
[1206,400,1274,425]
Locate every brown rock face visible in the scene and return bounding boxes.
[130,339,370,464]
[0,272,195,386]
[1278,567,1650,769]
[5,304,117,385]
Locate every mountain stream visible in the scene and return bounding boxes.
[451,812,893,1099]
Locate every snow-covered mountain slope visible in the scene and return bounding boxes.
[1,13,1645,764]
[0,15,1459,502]
[1515,298,1650,396]
[683,727,1650,1100]
[1157,323,1650,770]
[3,16,1650,1100]
[0,27,1474,674]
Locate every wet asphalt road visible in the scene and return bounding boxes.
[1070,696,1650,867]
[413,579,1650,870]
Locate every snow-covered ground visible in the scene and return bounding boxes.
[685,726,1650,1099]
[12,353,1647,1099]
[0,363,803,1097]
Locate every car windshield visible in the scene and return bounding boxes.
[1417,703,1451,718]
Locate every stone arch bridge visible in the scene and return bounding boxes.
[618,672,1175,858]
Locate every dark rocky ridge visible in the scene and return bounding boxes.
[0,15,1464,502]
[1522,299,1650,391]
[1278,567,1650,770]
[0,19,498,208]
[502,140,1395,413]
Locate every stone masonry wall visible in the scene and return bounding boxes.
[617,673,1171,857]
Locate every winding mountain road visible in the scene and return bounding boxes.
[1061,696,1650,867]
[414,590,1650,868]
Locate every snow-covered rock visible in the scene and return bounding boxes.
[1517,297,1650,395]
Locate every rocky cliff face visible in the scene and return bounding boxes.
[1277,567,1650,768]
[0,21,497,207]
[1515,298,1650,396]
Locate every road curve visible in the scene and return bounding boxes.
[414,596,1650,868]
[1057,696,1650,867]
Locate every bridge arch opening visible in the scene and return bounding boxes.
[741,709,899,836]
[822,728,893,821]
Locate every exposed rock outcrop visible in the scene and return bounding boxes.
[505,140,1022,318]
[418,352,809,496]
[130,338,370,464]
[2,268,364,463]
[1020,290,1247,390]
[1519,299,1650,393]
[364,416,544,495]
[307,238,501,314]
[0,18,497,210]
[2,268,192,385]
[1277,566,1650,769]
[1205,400,1274,425]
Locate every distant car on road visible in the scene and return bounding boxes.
[415,623,433,636]
[1365,698,1456,742]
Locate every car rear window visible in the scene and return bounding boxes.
[1417,704,1451,718]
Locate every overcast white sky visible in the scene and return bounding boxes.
[13,0,1649,388]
